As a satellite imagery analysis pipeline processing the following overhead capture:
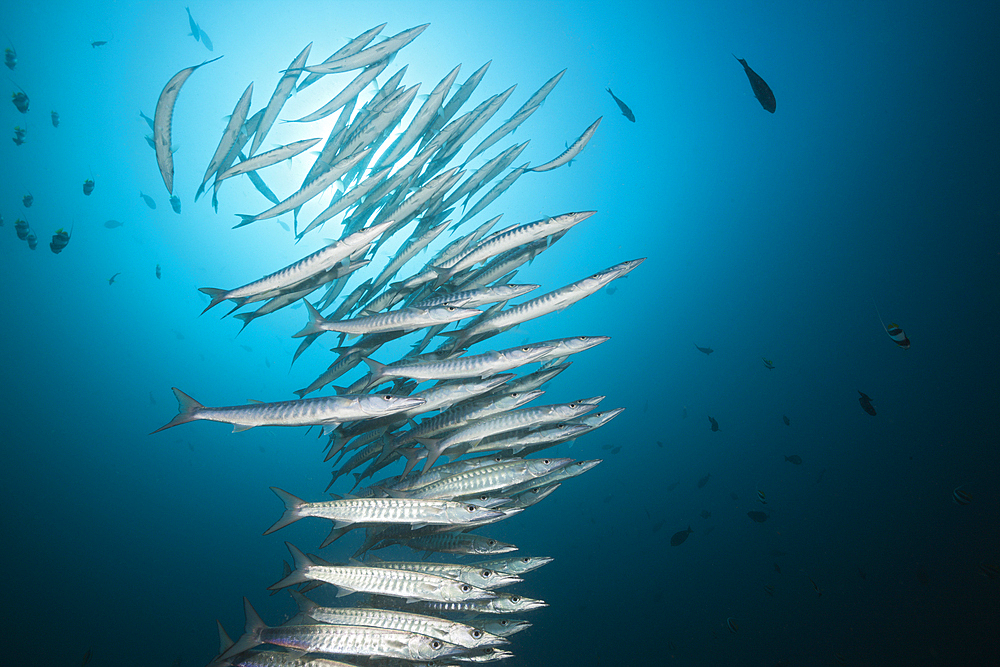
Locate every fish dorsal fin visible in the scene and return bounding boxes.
[247,399,265,404]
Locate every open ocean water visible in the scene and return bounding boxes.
[1,2,998,666]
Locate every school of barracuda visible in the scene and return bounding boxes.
[150,20,641,666]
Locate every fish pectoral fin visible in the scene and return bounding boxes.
[247,399,264,404]
[334,586,357,598]
[232,423,256,432]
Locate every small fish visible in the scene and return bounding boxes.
[12,90,29,113]
[606,286,617,295]
[700,510,711,519]
[26,230,38,249]
[747,511,768,523]
[14,126,26,140]
[49,228,71,254]
[139,191,156,209]
[606,87,635,122]
[22,194,32,207]
[51,111,60,127]
[952,487,972,505]
[784,455,802,465]
[670,526,693,546]
[108,272,122,285]
[4,46,15,70]
[764,584,775,596]
[782,414,790,426]
[858,390,876,416]
[809,577,822,596]
[81,648,93,666]
[610,446,622,455]
[726,617,738,633]
[733,55,776,113]
[83,178,95,196]
[757,489,767,504]
[774,562,781,574]
[170,195,181,214]
[708,416,719,431]
[156,264,162,279]
[15,218,30,240]
[694,343,713,355]
[697,473,711,488]
[91,40,108,48]
[185,6,201,42]
[104,219,123,228]
[656,440,664,448]
[762,357,775,369]
[873,298,911,349]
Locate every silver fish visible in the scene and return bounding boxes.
[530,116,602,172]
[302,24,429,75]
[153,56,223,193]
[196,82,253,200]
[250,43,313,157]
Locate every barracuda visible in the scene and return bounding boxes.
[290,591,507,650]
[408,458,572,499]
[302,24,429,75]
[198,219,393,314]
[269,543,497,603]
[264,488,503,534]
[363,559,522,589]
[220,597,464,662]
[363,343,554,388]
[151,389,423,434]
[294,303,481,338]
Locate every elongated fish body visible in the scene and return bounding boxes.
[447,211,594,278]
[501,459,602,496]
[426,60,492,141]
[412,458,573,499]
[428,403,592,456]
[152,388,423,433]
[298,22,387,92]
[227,650,355,667]
[296,304,481,337]
[529,335,609,364]
[454,422,590,459]
[196,82,253,200]
[200,219,392,313]
[221,598,464,663]
[364,344,554,387]
[734,55,776,113]
[412,284,539,310]
[440,142,529,214]
[365,561,522,590]
[250,43,313,157]
[153,56,223,193]
[216,137,320,182]
[236,146,371,226]
[530,116,602,172]
[451,263,624,345]
[293,61,389,125]
[271,543,496,603]
[265,489,502,533]
[469,618,532,637]
[417,593,546,614]
[304,24,429,75]
[291,598,507,649]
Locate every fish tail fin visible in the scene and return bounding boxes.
[292,300,327,338]
[233,214,257,228]
[361,357,386,385]
[263,487,306,535]
[150,388,202,433]
[233,312,254,334]
[288,589,317,615]
[198,288,228,315]
[268,542,313,590]
[416,438,447,473]
[218,598,266,661]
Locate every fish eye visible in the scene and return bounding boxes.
[447,306,456,311]
[461,584,472,592]
[542,459,551,464]
[382,394,393,401]
[499,620,510,626]
[509,596,521,603]
[520,557,531,563]
[481,569,493,577]
[471,629,483,638]
[521,346,530,352]
[430,640,442,649]
[466,505,477,512]
[487,540,497,546]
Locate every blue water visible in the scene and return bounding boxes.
[2,2,998,666]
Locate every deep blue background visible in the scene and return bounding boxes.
[1,2,998,666]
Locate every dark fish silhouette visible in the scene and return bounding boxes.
[670,526,693,546]
[83,178,95,195]
[700,510,711,519]
[784,454,802,465]
[81,648,93,666]
[747,510,769,523]
[733,55,775,113]
[953,487,972,505]
[764,584,775,596]
[49,228,71,254]
[782,414,790,426]
[156,263,162,279]
[697,473,711,488]
[708,416,719,431]
[774,562,781,574]
[606,87,635,122]
[694,343,713,355]
[108,272,122,285]
[858,390,876,416]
